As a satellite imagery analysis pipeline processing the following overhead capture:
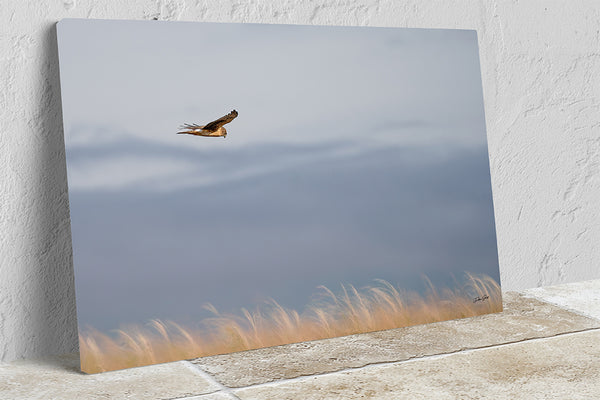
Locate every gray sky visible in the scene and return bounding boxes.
[57,19,499,331]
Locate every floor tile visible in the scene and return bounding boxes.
[0,354,220,400]
[523,279,600,320]
[191,292,599,387]
[234,330,600,400]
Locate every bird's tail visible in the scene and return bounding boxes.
[177,123,204,134]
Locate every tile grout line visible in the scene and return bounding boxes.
[222,326,600,392]
[179,360,243,400]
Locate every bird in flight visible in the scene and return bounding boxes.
[177,110,238,138]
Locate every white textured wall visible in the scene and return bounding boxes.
[1,0,599,362]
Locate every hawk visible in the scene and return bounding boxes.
[177,110,238,138]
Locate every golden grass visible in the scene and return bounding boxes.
[79,272,501,373]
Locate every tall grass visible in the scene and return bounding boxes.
[79,273,501,373]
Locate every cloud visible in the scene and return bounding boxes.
[65,118,486,193]
[66,137,351,192]
[67,155,196,191]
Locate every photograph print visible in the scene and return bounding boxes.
[57,19,501,373]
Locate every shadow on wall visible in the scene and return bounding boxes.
[11,24,79,363]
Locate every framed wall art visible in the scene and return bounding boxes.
[57,19,501,373]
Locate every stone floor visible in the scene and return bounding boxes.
[1,279,599,399]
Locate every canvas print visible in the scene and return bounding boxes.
[57,19,502,374]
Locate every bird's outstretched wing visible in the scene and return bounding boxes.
[202,110,238,132]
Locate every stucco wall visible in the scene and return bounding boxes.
[1,0,599,362]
